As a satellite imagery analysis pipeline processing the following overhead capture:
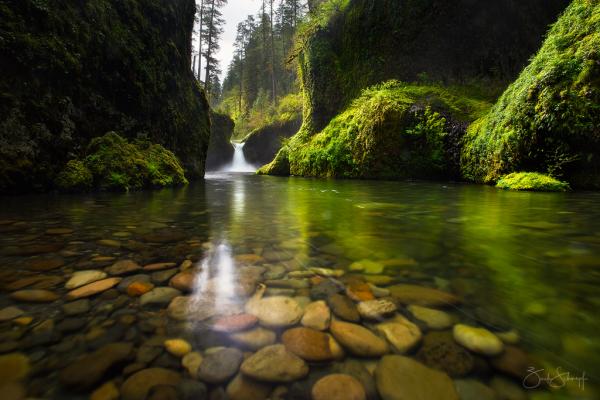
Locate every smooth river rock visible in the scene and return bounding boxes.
[375,316,422,354]
[301,300,331,330]
[0,306,24,322]
[66,278,121,300]
[226,372,272,400]
[374,355,459,400]
[388,284,460,307]
[246,296,303,328]
[105,259,142,276]
[0,353,30,384]
[453,324,504,356]
[416,332,474,377]
[197,347,243,384]
[65,270,107,289]
[230,326,277,350]
[10,289,59,303]
[240,344,308,383]
[357,299,397,320]
[121,368,182,400]
[312,374,367,400]
[282,327,342,361]
[407,305,454,330]
[212,313,258,333]
[140,287,181,306]
[327,294,360,322]
[164,339,192,357]
[330,320,388,357]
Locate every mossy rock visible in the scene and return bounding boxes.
[462,0,600,189]
[258,146,291,177]
[206,112,235,171]
[496,172,570,192]
[55,132,187,192]
[269,81,491,179]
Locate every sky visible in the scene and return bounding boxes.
[194,0,261,82]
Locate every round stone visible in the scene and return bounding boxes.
[140,287,181,306]
[106,259,142,275]
[357,299,397,320]
[230,326,277,350]
[453,324,504,356]
[182,352,203,378]
[312,374,366,400]
[65,278,121,300]
[407,305,454,330]
[240,344,308,383]
[0,307,24,322]
[121,368,182,400]
[197,348,243,384]
[327,294,360,322]
[282,327,338,361]
[127,281,154,296]
[0,353,30,384]
[169,271,196,292]
[375,316,422,354]
[65,270,107,289]
[164,339,192,357]
[388,284,460,307]
[246,296,303,328]
[226,373,272,400]
[329,320,388,357]
[301,300,331,331]
[212,314,258,333]
[10,289,59,303]
[416,332,474,377]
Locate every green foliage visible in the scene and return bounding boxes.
[496,172,570,192]
[273,81,491,179]
[56,132,187,192]
[462,0,600,189]
[0,0,210,192]
[54,160,93,192]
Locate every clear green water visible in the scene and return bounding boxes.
[1,173,599,398]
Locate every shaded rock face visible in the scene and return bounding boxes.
[243,117,302,167]
[0,0,211,192]
[300,0,570,135]
[206,112,235,171]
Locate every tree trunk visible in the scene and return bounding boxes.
[197,0,204,81]
[204,0,216,98]
[270,0,276,103]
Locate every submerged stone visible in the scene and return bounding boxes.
[312,374,366,400]
[453,324,504,356]
[121,368,182,400]
[330,320,388,357]
[197,347,243,384]
[240,344,309,383]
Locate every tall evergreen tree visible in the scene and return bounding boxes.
[202,0,227,99]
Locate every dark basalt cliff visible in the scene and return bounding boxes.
[0,0,210,192]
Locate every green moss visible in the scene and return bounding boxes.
[496,172,570,192]
[272,81,491,179]
[258,146,291,176]
[54,160,93,192]
[56,132,187,192]
[462,0,600,189]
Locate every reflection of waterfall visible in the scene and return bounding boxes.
[224,142,256,173]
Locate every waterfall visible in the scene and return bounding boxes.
[224,142,256,173]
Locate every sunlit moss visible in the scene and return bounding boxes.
[56,132,187,192]
[496,172,570,192]
[462,0,600,189]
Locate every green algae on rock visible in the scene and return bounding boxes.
[55,132,188,192]
[462,0,600,189]
[496,172,570,192]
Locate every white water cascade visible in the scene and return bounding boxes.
[224,142,256,173]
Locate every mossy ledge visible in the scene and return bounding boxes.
[462,0,600,189]
[0,0,210,193]
[260,81,492,179]
[496,172,570,192]
[55,132,188,192]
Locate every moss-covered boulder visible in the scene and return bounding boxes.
[262,81,491,179]
[462,0,600,189]
[297,0,569,135]
[0,0,210,192]
[496,172,570,192]
[55,132,187,192]
[243,118,302,168]
[206,112,235,171]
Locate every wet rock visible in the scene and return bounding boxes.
[301,300,331,331]
[310,280,344,300]
[349,260,384,275]
[407,305,454,330]
[240,344,308,383]
[327,294,360,322]
[453,324,504,356]
[127,281,154,296]
[144,262,178,271]
[164,338,192,357]
[312,374,366,400]
[375,316,422,354]
[117,274,152,292]
[264,279,309,289]
[106,260,142,276]
[0,307,24,322]
[152,269,179,284]
[3,243,63,256]
[66,278,121,300]
[346,282,375,301]
[330,320,388,357]
[357,299,397,320]
[140,287,181,306]
[59,342,133,390]
[226,372,272,400]
[90,381,120,400]
[65,270,107,289]
[282,327,341,362]
[169,271,196,292]
[264,266,287,280]
[98,239,121,248]
[416,332,474,377]
[10,289,59,303]
[56,318,87,333]
[309,267,344,278]
[490,345,535,384]
[5,275,63,290]
[246,296,303,328]
[332,359,378,400]
[388,284,460,307]
[147,385,178,400]
[26,257,65,271]
[264,288,295,297]
[62,299,90,316]
[454,379,496,400]
[121,368,182,400]
[230,326,277,350]
[374,355,459,400]
[197,347,243,384]
[367,283,390,298]
[212,314,258,333]
[178,379,207,400]
[46,227,74,235]
[234,254,265,265]
[182,352,202,378]
[496,330,520,345]
[0,353,30,384]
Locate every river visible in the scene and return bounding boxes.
[0,173,598,398]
